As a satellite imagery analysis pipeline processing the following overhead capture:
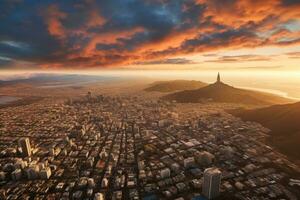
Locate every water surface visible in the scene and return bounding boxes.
[0,96,20,105]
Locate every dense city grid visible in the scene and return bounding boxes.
[0,94,300,200]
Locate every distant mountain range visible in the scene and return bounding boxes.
[144,80,207,92]
[0,74,118,87]
[163,81,293,105]
[231,102,300,160]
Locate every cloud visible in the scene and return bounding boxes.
[238,66,283,70]
[281,0,300,6]
[0,0,299,69]
[135,58,197,65]
[207,55,273,63]
[44,4,67,38]
[286,51,300,58]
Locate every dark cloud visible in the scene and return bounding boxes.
[145,28,261,59]
[0,56,12,68]
[0,0,299,69]
[135,58,197,65]
[281,0,300,6]
[207,55,272,63]
[181,29,257,51]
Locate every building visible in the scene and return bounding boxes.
[11,169,22,181]
[195,151,215,166]
[0,189,6,200]
[101,178,108,188]
[88,178,95,188]
[202,168,221,199]
[160,168,171,179]
[40,167,52,179]
[25,165,39,180]
[14,159,27,169]
[184,157,195,169]
[171,163,181,173]
[0,172,5,181]
[18,138,32,157]
[94,192,104,200]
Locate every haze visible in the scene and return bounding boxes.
[1,1,300,200]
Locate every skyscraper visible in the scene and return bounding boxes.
[202,167,221,199]
[217,72,221,83]
[18,137,32,157]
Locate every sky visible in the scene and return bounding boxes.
[0,0,300,71]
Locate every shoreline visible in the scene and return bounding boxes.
[238,86,300,101]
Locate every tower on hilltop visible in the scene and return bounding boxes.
[217,72,221,83]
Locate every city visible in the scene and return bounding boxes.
[1,84,300,199]
[1,0,300,199]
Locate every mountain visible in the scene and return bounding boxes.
[231,102,300,160]
[0,74,118,87]
[144,80,207,92]
[163,81,293,105]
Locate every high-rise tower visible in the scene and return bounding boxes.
[18,137,32,157]
[217,72,221,83]
[202,167,221,199]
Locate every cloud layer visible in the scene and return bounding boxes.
[0,0,300,69]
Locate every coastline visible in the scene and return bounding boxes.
[238,86,300,101]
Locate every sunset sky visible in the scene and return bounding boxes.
[0,0,300,72]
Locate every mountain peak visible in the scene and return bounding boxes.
[163,79,293,105]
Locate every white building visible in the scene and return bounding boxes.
[94,192,104,200]
[102,178,108,188]
[88,178,95,188]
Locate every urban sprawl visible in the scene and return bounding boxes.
[0,93,300,200]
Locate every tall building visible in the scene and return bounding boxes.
[18,138,32,157]
[202,167,221,199]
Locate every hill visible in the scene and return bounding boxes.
[231,102,300,160]
[144,80,207,93]
[163,81,293,105]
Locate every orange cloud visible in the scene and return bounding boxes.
[45,5,67,38]
[4,0,300,69]
[87,10,106,28]
[197,0,300,29]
